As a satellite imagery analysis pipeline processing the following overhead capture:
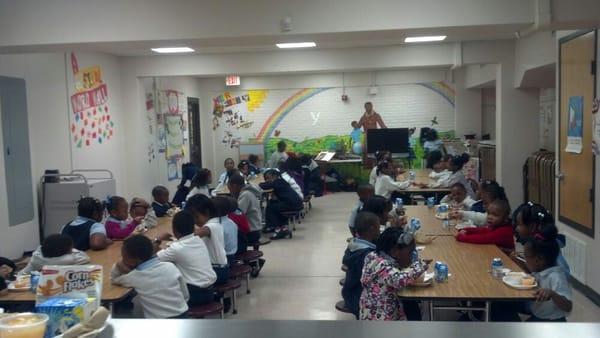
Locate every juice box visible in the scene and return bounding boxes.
[35,297,95,338]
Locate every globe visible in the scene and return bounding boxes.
[352,142,362,155]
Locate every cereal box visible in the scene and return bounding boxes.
[35,265,103,308]
[35,297,96,338]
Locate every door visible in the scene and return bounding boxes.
[187,97,202,166]
[558,30,596,237]
[0,76,34,226]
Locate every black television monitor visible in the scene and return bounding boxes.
[366,128,410,154]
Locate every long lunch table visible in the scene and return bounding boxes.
[400,205,534,321]
[0,217,175,312]
[397,169,450,198]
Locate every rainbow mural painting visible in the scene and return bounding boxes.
[256,87,331,142]
[416,81,455,107]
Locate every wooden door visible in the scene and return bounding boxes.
[558,30,596,237]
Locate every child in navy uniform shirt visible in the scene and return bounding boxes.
[62,197,111,251]
[151,186,175,217]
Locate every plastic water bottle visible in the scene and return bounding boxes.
[442,219,450,230]
[409,218,422,231]
[409,171,416,182]
[491,258,504,279]
[427,197,435,209]
[410,250,419,263]
[395,198,403,210]
[181,202,186,210]
[434,261,448,283]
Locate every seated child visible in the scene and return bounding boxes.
[300,154,323,197]
[62,197,111,251]
[238,160,251,177]
[440,183,476,210]
[0,262,15,296]
[111,235,189,318]
[428,153,475,199]
[20,234,90,275]
[429,153,451,179]
[280,158,305,199]
[374,161,410,200]
[342,211,380,319]
[105,196,143,240]
[212,158,236,196]
[130,198,150,217]
[155,210,217,306]
[187,168,212,200]
[248,154,262,175]
[269,141,289,169]
[522,230,572,321]
[362,195,406,229]
[151,185,175,217]
[512,202,570,276]
[348,184,375,235]
[369,151,391,185]
[212,196,239,265]
[455,199,515,251]
[359,226,429,321]
[228,174,259,240]
[259,169,303,240]
[451,181,508,226]
[185,194,229,285]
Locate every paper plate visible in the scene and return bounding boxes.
[502,272,538,290]
[7,276,31,292]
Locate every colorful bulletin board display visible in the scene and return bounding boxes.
[69,53,114,148]
[212,91,266,149]
[167,157,180,181]
[566,96,584,154]
[165,114,185,158]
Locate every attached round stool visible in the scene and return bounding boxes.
[230,264,252,294]
[188,302,224,319]
[215,280,242,315]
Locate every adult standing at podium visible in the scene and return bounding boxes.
[357,102,387,131]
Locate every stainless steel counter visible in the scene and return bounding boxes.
[99,319,600,338]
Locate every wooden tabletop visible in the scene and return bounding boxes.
[0,217,174,304]
[404,205,455,236]
[398,169,451,193]
[399,236,534,301]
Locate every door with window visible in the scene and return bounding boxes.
[558,30,596,237]
[187,97,202,167]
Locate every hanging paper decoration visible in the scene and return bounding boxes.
[69,53,114,147]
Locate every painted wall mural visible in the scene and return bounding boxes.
[210,82,456,170]
[69,53,114,147]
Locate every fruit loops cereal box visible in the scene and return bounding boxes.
[35,265,103,308]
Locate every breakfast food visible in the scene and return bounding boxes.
[35,265,102,308]
[521,276,536,286]
[9,275,31,291]
[62,306,110,338]
[35,297,96,338]
[0,313,48,338]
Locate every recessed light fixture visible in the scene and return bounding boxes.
[276,42,317,49]
[151,47,195,54]
[404,36,447,43]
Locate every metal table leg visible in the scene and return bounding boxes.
[484,301,491,322]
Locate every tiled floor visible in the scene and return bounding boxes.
[232,192,600,322]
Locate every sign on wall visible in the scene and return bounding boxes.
[69,52,114,147]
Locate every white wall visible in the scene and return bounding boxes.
[0,53,69,258]
[514,31,556,87]
[539,88,555,150]
[0,52,128,258]
[465,64,497,89]
[481,88,496,139]
[454,67,482,138]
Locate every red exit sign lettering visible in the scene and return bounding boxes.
[225,75,240,86]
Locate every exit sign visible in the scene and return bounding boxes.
[225,75,240,86]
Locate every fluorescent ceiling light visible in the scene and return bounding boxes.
[151,47,195,53]
[276,42,316,49]
[404,36,447,43]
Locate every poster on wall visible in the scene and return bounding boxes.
[167,158,180,181]
[165,114,184,158]
[592,97,600,156]
[69,52,114,148]
[565,96,584,154]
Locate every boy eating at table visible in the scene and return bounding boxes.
[155,210,217,306]
[348,184,375,235]
[455,199,514,251]
[111,235,189,318]
[152,185,175,217]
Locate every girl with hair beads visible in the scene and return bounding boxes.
[359,225,430,321]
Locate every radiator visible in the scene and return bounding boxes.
[525,151,555,216]
[562,232,587,283]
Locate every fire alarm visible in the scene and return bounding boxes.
[341,94,349,102]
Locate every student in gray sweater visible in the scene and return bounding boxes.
[228,174,263,244]
[20,234,90,275]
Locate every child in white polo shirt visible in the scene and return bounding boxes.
[155,210,217,306]
[111,235,189,318]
